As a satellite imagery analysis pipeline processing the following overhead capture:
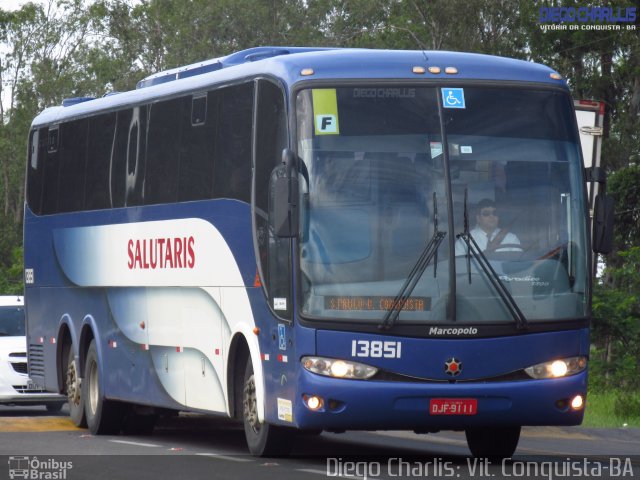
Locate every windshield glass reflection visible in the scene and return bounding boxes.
[296,86,588,325]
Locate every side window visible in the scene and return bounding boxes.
[253,79,290,318]
[145,98,182,204]
[85,113,116,210]
[26,128,46,215]
[178,92,218,201]
[213,83,253,202]
[57,119,88,213]
[110,109,133,208]
[41,126,60,215]
[125,106,147,206]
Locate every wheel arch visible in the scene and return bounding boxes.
[55,318,74,394]
[226,329,265,422]
[78,315,98,379]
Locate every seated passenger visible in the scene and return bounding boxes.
[455,198,521,256]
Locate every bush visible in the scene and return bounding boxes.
[614,391,640,419]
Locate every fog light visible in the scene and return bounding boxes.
[304,395,323,411]
[571,395,584,410]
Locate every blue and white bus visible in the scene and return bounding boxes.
[24,47,612,457]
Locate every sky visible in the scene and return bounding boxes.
[0,0,47,11]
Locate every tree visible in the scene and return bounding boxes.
[592,247,640,391]
[609,165,640,252]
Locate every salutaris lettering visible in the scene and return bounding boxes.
[127,237,195,269]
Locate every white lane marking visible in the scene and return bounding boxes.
[108,440,162,448]
[373,430,467,446]
[195,452,253,462]
[297,468,367,480]
[296,468,330,476]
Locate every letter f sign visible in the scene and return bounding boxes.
[316,114,338,134]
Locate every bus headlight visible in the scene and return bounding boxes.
[302,356,378,380]
[525,356,587,379]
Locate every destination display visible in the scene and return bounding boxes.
[324,296,430,311]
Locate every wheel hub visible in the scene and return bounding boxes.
[243,374,260,434]
[66,359,81,406]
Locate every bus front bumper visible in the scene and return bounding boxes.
[292,369,587,431]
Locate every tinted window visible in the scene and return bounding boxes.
[57,119,88,213]
[178,92,218,201]
[26,128,47,215]
[213,83,253,202]
[145,98,182,204]
[85,113,116,210]
[41,126,60,214]
[28,82,257,214]
[254,80,288,312]
[110,109,133,208]
[125,106,147,206]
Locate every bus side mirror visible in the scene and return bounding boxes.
[593,193,614,254]
[271,149,299,238]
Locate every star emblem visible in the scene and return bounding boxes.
[444,358,463,377]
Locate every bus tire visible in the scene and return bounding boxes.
[45,402,64,413]
[465,426,521,459]
[65,349,86,427]
[83,340,125,435]
[121,407,158,436]
[242,360,293,456]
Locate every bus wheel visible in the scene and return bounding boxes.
[83,339,125,434]
[45,402,64,413]
[65,351,86,427]
[465,426,521,459]
[242,360,293,456]
[121,407,158,436]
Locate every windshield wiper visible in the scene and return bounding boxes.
[457,190,528,330]
[379,193,446,331]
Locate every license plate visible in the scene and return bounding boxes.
[429,398,477,415]
[26,381,42,391]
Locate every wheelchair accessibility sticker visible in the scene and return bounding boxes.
[442,88,466,109]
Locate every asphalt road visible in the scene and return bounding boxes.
[1,405,639,480]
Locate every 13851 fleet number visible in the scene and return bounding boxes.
[351,340,402,359]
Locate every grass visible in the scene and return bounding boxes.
[582,390,640,428]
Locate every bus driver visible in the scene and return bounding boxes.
[456,198,521,256]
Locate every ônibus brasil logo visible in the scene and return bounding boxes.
[8,456,72,479]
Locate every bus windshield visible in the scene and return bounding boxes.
[296,85,588,325]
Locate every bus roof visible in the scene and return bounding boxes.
[32,47,566,127]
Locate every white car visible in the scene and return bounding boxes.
[0,295,66,411]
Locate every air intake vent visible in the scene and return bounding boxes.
[13,385,46,394]
[28,344,45,377]
[11,362,28,374]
